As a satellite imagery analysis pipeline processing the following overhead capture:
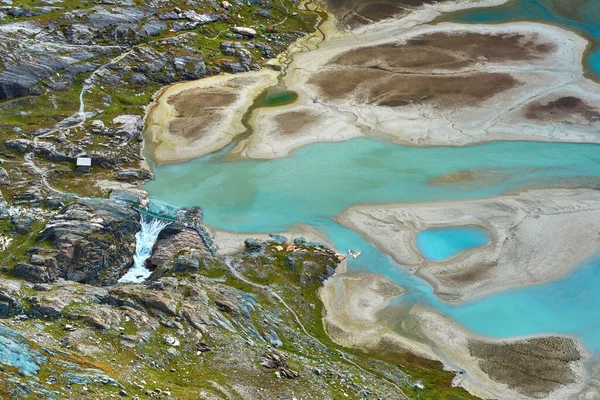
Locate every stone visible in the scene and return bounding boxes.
[244,238,265,254]
[13,263,50,283]
[231,26,256,37]
[0,167,10,185]
[164,336,180,347]
[221,60,246,74]
[29,198,140,286]
[11,215,34,234]
[147,228,206,270]
[173,252,200,273]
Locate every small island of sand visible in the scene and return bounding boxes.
[338,188,600,303]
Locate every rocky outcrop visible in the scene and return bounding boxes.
[0,281,22,318]
[176,206,216,254]
[13,198,139,286]
[5,114,145,168]
[147,228,207,270]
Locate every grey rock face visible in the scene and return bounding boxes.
[5,114,146,169]
[0,282,22,318]
[18,198,140,286]
[148,228,206,269]
[13,263,50,283]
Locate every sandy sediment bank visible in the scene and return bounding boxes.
[320,272,591,400]
[337,188,600,303]
[144,70,279,165]
[233,18,600,159]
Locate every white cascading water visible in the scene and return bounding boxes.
[119,214,171,283]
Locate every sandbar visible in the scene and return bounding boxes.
[320,271,591,400]
[145,70,278,165]
[234,18,600,159]
[337,188,600,303]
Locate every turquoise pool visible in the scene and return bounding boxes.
[416,226,491,261]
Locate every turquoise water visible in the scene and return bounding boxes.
[146,138,600,353]
[447,0,600,77]
[416,226,491,261]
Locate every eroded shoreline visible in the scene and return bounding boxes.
[320,271,592,400]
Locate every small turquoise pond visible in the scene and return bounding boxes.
[416,226,491,261]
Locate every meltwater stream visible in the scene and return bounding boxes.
[119,214,171,283]
[145,138,600,353]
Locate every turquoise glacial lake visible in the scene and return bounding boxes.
[146,138,600,353]
[447,0,600,78]
[416,226,491,261]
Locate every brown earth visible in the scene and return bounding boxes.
[165,88,238,139]
[168,88,237,117]
[325,0,453,27]
[468,337,581,398]
[407,32,554,62]
[524,96,600,123]
[274,110,320,135]
[331,32,553,71]
[308,68,518,107]
[434,262,497,285]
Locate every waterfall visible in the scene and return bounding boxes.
[119,214,171,283]
[78,83,89,116]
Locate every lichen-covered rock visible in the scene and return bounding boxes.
[148,228,206,269]
[13,262,50,283]
[20,198,139,285]
[0,281,22,318]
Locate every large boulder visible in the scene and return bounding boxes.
[147,228,206,269]
[16,198,140,286]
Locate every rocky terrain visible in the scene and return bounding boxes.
[0,2,482,397]
[0,0,318,206]
[0,208,477,399]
